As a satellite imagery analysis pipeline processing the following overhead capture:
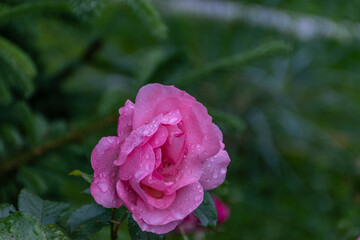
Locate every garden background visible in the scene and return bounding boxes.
[0,0,360,239]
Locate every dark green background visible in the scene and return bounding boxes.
[0,0,359,239]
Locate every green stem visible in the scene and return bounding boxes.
[179,226,190,240]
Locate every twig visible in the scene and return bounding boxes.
[0,113,118,176]
[111,208,127,240]
[111,209,116,240]
[179,226,190,240]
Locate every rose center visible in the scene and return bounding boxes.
[140,183,164,199]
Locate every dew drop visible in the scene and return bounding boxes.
[168,118,178,124]
[220,167,226,174]
[145,164,150,170]
[194,194,202,201]
[212,171,219,179]
[135,171,142,178]
[97,182,108,192]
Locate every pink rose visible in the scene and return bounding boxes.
[90,84,230,234]
[177,195,230,233]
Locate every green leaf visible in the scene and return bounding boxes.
[66,204,111,235]
[68,169,93,183]
[1,124,23,149]
[15,102,41,146]
[0,2,71,24]
[169,41,291,86]
[123,0,167,40]
[0,80,12,105]
[127,213,164,240]
[43,224,71,240]
[194,191,218,229]
[0,203,16,218]
[0,212,70,240]
[0,36,36,97]
[0,212,46,240]
[17,166,48,195]
[18,189,70,225]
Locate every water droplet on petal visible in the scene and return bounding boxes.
[220,167,226,174]
[194,194,202,201]
[98,182,108,192]
[212,171,219,179]
[145,164,150,170]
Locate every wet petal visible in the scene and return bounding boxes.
[90,137,122,208]
[132,214,181,234]
[118,147,142,181]
[134,182,203,226]
[199,149,230,190]
[116,180,137,212]
[117,100,135,141]
[147,126,168,148]
[133,84,195,129]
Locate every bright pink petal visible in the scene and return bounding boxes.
[199,149,230,190]
[118,147,142,180]
[117,100,135,141]
[143,190,176,210]
[162,131,185,165]
[147,126,168,148]
[132,214,181,234]
[134,182,203,226]
[90,137,122,208]
[116,180,137,212]
[114,111,181,166]
[141,173,174,192]
[185,102,221,161]
[133,84,195,129]
[213,195,230,224]
[162,150,202,195]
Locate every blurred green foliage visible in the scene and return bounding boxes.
[0,0,359,239]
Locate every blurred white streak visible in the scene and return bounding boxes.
[154,0,360,42]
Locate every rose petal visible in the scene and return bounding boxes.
[162,130,185,165]
[213,195,230,224]
[162,148,202,195]
[116,180,137,212]
[90,137,123,208]
[147,126,168,148]
[141,173,174,192]
[115,111,181,166]
[185,102,221,161]
[133,84,195,129]
[143,189,176,210]
[117,100,135,141]
[118,147,142,181]
[134,182,203,226]
[199,149,230,190]
[132,214,181,234]
[213,123,223,142]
